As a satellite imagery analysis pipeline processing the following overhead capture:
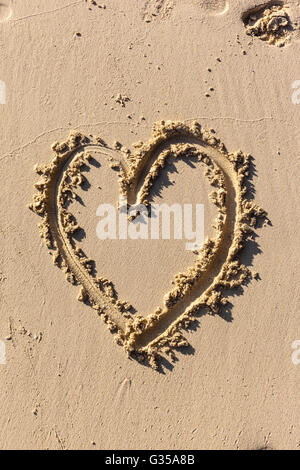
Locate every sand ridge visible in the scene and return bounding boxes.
[29,120,266,369]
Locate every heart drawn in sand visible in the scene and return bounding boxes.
[29,121,265,369]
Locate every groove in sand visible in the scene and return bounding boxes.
[29,121,266,369]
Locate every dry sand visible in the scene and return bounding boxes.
[0,0,299,450]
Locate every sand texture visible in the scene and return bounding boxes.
[0,0,299,450]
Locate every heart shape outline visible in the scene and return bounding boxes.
[29,120,265,369]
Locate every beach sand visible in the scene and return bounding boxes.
[0,0,299,449]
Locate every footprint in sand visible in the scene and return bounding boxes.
[195,0,229,17]
[142,0,174,23]
[242,1,300,47]
[0,3,12,22]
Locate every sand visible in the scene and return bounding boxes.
[0,0,299,450]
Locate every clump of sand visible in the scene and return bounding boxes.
[243,3,292,46]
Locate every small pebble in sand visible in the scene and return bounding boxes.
[113,141,122,150]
